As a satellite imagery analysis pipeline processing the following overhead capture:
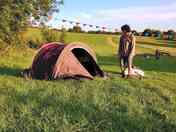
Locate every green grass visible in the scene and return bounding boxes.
[0,28,176,131]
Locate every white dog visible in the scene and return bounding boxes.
[124,68,145,78]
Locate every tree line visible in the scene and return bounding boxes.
[67,26,176,40]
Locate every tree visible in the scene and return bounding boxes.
[167,30,175,40]
[142,29,152,37]
[72,26,82,33]
[152,30,161,38]
[59,28,66,43]
[168,30,175,35]
[132,30,139,36]
[41,27,59,43]
[0,0,63,45]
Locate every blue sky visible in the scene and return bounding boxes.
[49,0,176,31]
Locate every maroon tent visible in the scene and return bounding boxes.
[29,42,104,80]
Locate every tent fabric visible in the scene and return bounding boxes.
[30,42,104,80]
[31,42,65,80]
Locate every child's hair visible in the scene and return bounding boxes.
[121,24,131,32]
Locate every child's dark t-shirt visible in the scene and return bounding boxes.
[118,35,135,58]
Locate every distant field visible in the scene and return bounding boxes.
[0,28,176,132]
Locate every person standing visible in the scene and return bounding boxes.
[118,24,136,76]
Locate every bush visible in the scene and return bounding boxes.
[41,27,59,43]
[142,29,152,37]
[0,40,6,50]
[59,28,67,43]
[73,26,82,33]
[27,39,41,49]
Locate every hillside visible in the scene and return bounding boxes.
[0,28,176,132]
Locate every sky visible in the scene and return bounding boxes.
[49,0,176,31]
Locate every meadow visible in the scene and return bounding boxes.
[0,28,176,132]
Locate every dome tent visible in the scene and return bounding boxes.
[28,42,104,80]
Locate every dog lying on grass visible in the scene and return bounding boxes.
[123,68,145,79]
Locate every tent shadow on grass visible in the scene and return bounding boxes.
[0,66,22,77]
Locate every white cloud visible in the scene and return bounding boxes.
[93,2,176,22]
[80,12,92,19]
[75,2,176,31]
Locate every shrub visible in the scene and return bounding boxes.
[41,27,59,43]
[27,40,40,49]
[59,28,67,43]
[26,36,44,49]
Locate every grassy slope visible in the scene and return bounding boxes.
[0,28,176,131]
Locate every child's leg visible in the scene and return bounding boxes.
[123,57,128,68]
[119,57,126,73]
[128,55,134,74]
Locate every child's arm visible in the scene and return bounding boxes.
[130,35,136,56]
[118,36,124,57]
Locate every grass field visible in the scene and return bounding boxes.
[0,28,176,132]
